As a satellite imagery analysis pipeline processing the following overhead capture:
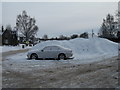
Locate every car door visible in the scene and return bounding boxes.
[42,46,52,58]
[43,46,59,58]
[45,46,58,58]
[50,46,60,58]
[37,46,49,58]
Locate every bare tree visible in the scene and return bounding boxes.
[117,5,120,32]
[16,10,39,41]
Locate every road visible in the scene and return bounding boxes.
[2,49,119,88]
[2,49,29,60]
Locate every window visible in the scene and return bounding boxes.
[51,46,60,51]
[5,39,8,44]
[43,46,51,51]
[43,46,60,51]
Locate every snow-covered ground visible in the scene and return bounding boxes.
[1,45,32,53]
[3,37,118,71]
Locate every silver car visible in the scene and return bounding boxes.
[27,45,73,60]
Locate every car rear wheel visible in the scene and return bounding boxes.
[31,53,38,60]
[58,53,66,60]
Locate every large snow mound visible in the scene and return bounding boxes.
[31,37,118,59]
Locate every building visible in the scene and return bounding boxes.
[2,29,18,46]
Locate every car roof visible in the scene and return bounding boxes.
[45,45,61,48]
[44,45,71,50]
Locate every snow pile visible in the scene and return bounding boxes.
[31,37,118,60]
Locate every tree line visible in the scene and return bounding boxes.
[41,32,89,41]
[98,10,120,42]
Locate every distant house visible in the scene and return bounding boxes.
[2,29,18,46]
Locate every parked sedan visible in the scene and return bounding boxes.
[27,45,73,60]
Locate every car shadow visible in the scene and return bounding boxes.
[27,57,74,61]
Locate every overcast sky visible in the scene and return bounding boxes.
[2,2,118,37]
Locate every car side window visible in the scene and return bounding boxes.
[51,46,60,51]
[43,46,61,51]
[43,46,51,51]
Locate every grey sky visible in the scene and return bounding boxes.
[0,2,2,25]
[2,2,118,37]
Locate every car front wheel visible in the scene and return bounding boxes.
[31,53,38,60]
[58,53,66,60]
